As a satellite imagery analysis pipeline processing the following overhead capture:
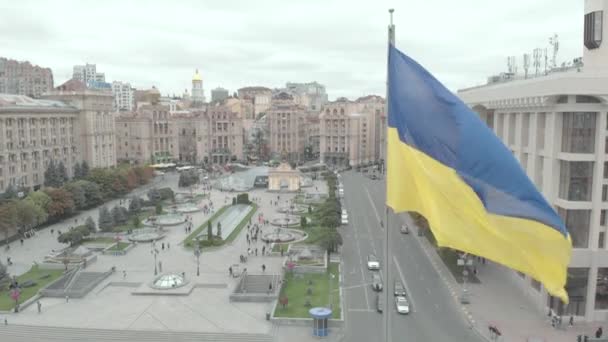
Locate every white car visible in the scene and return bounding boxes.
[395,296,410,314]
[341,214,348,225]
[367,254,380,270]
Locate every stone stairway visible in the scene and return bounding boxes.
[238,274,280,294]
[0,324,273,342]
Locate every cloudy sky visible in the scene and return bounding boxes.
[1,0,582,100]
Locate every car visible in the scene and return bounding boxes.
[372,273,383,291]
[341,215,348,225]
[370,174,378,180]
[395,296,410,314]
[367,254,380,270]
[394,280,406,296]
[376,294,383,313]
[400,224,410,234]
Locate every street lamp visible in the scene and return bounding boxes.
[195,237,201,276]
[328,273,336,310]
[151,246,159,276]
[457,253,473,304]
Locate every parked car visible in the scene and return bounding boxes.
[400,224,410,234]
[394,280,406,296]
[372,273,383,291]
[395,296,410,314]
[376,293,383,313]
[367,254,380,270]
[341,214,349,225]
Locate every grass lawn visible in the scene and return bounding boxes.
[109,241,130,251]
[0,266,64,311]
[297,225,326,245]
[112,209,158,232]
[272,243,288,253]
[274,262,341,319]
[82,237,115,245]
[183,206,229,248]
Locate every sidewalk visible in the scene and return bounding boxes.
[403,213,597,342]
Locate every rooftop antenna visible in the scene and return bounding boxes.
[507,56,517,75]
[549,34,559,69]
[533,48,542,76]
[523,53,530,79]
[544,48,548,74]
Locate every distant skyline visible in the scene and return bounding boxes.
[0,0,582,100]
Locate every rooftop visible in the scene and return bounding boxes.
[0,94,77,112]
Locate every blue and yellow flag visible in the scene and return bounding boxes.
[386,44,572,302]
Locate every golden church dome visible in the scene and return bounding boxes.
[192,69,202,82]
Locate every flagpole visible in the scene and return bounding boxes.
[384,8,395,342]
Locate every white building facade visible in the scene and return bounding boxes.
[458,0,608,322]
[112,81,134,112]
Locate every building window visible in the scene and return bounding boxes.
[584,10,603,50]
[561,112,596,153]
[596,268,608,309]
[604,185,608,201]
[600,231,606,249]
[557,207,591,248]
[602,210,607,226]
[537,113,546,149]
[558,161,593,201]
[564,268,589,316]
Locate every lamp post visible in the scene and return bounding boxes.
[195,237,201,277]
[328,273,335,310]
[457,253,473,304]
[151,247,159,276]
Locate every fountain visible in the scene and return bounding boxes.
[261,228,307,243]
[270,215,300,228]
[174,203,201,214]
[129,228,165,242]
[143,213,186,226]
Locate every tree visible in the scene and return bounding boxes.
[207,220,213,241]
[0,260,9,290]
[26,190,51,212]
[132,215,141,229]
[78,180,102,208]
[128,197,141,213]
[147,188,161,203]
[81,161,90,178]
[300,216,307,228]
[98,206,114,232]
[216,222,222,239]
[178,170,199,187]
[112,206,127,225]
[85,216,96,233]
[73,163,82,180]
[155,202,163,215]
[44,188,75,219]
[1,184,17,200]
[57,162,68,184]
[44,160,58,187]
[318,228,343,262]
[0,202,17,245]
[236,193,250,204]
[15,200,47,233]
[63,182,86,210]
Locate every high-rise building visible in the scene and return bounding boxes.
[0,94,79,193]
[285,81,328,110]
[457,0,608,322]
[0,58,54,98]
[267,92,308,163]
[211,87,229,102]
[237,86,272,118]
[191,69,205,106]
[112,81,134,112]
[72,63,105,85]
[44,79,116,168]
[319,96,385,167]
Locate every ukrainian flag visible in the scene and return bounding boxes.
[386,44,572,303]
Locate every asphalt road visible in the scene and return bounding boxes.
[339,170,484,342]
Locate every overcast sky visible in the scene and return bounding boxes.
[0,0,582,100]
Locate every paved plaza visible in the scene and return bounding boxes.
[0,173,332,341]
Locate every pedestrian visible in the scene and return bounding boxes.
[161,242,165,250]
[597,327,604,338]
[569,316,574,326]
[262,246,266,255]
[255,248,258,256]
[123,270,127,279]
[229,266,233,276]
[167,243,170,250]
[268,282,273,294]
[262,264,266,272]
[37,300,41,313]
[65,295,69,303]
[20,239,23,246]
[51,229,54,235]
[281,248,284,257]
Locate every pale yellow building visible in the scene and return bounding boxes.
[0,94,79,192]
[44,79,116,168]
[267,92,308,163]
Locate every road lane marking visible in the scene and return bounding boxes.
[365,188,382,229]
[348,191,371,310]
[348,309,376,313]
[393,255,417,312]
